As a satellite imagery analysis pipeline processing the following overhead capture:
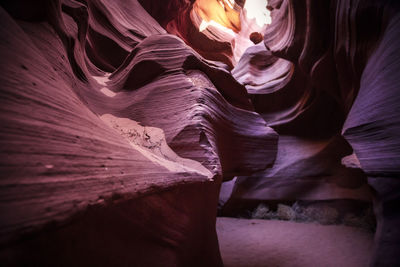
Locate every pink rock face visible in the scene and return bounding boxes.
[0,0,399,266]
[0,0,277,266]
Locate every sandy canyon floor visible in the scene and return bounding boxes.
[217,217,373,267]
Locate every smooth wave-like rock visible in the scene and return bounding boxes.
[1,0,399,265]
[0,0,277,265]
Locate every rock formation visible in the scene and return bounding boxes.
[0,0,399,266]
[0,0,278,265]
[225,0,400,265]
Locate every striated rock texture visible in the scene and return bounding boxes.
[0,0,399,266]
[0,0,277,266]
[227,0,400,265]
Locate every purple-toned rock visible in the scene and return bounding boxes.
[1,0,399,265]
[229,0,400,265]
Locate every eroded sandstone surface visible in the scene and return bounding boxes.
[0,0,399,266]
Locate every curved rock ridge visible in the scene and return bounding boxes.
[101,33,278,178]
[84,0,166,73]
[0,0,278,266]
[1,0,399,265]
[232,43,293,95]
[228,0,400,265]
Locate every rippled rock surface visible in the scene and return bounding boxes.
[1,0,400,266]
[0,0,277,265]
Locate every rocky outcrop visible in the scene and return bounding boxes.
[0,0,277,265]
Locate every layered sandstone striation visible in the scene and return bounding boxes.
[0,0,399,266]
[0,0,277,265]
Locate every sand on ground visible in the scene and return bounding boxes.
[216,217,374,267]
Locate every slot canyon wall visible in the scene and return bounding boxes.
[0,0,399,266]
[228,1,400,266]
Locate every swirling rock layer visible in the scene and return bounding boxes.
[1,0,400,265]
[0,0,277,265]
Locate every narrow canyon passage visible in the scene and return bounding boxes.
[0,0,399,266]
